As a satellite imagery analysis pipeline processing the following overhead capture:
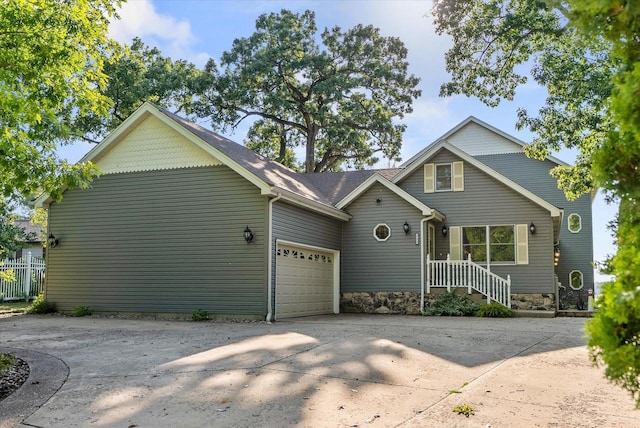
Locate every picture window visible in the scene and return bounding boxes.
[462,225,515,264]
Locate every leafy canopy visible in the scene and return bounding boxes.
[0,0,120,203]
[72,37,202,143]
[432,0,614,200]
[193,9,421,173]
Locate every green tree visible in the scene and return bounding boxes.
[72,37,202,143]
[0,0,121,265]
[431,0,640,406]
[193,9,421,173]
[0,0,119,203]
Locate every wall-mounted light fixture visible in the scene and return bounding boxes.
[403,221,410,235]
[441,224,448,237]
[554,246,560,266]
[529,222,536,235]
[376,198,382,203]
[48,233,59,248]
[244,226,254,244]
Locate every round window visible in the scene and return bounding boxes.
[373,224,391,242]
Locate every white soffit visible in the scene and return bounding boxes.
[95,115,222,174]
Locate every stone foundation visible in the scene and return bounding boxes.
[510,293,555,311]
[341,291,557,314]
[340,292,421,315]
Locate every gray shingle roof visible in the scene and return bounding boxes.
[156,107,337,207]
[156,106,401,208]
[305,169,403,204]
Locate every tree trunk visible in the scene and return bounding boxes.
[305,125,317,173]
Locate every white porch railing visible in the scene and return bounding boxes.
[426,254,511,307]
[0,252,46,301]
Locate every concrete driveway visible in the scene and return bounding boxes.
[0,314,638,428]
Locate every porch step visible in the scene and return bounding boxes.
[512,309,556,318]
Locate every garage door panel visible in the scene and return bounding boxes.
[276,244,335,319]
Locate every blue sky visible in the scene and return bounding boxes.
[62,0,616,282]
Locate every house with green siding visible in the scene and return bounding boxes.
[36,103,593,318]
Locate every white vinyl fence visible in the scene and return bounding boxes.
[0,252,45,301]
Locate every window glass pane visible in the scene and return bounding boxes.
[570,271,583,289]
[436,164,452,191]
[374,224,390,241]
[489,225,515,262]
[568,213,581,232]
[462,226,486,262]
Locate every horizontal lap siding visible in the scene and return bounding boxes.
[341,184,423,293]
[476,153,594,291]
[398,150,554,294]
[47,166,267,314]
[271,202,342,307]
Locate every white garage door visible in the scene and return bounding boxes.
[276,243,335,319]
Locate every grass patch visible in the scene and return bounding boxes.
[0,301,32,313]
[452,403,475,417]
[0,352,15,373]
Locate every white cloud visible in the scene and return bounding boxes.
[108,0,210,66]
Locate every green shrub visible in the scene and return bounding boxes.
[27,293,56,314]
[476,302,514,318]
[192,309,210,322]
[0,352,15,373]
[72,306,92,317]
[423,292,479,316]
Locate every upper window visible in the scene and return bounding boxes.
[462,225,515,264]
[569,270,584,290]
[568,213,582,233]
[373,224,391,242]
[435,164,452,191]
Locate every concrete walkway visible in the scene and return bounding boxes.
[0,314,638,427]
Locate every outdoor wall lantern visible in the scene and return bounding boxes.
[529,222,536,235]
[403,221,410,235]
[441,224,448,237]
[48,233,59,248]
[244,226,254,244]
[376,198,382,203]
[554,247,560,266]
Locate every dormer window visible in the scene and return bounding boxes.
[435,164,452,191]
[424,161,464,193]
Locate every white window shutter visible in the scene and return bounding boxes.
[453,161,464,191]
[516,224,529,265]
[424,163,435,193]
[449,226,462,260]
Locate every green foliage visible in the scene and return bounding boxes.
[72,306,92,317]
[191,309,210,322]
[432,0,613,200]
[452,403,475,417]
[193,9,421,173]
[27,293,56,314]
[423,292,479,316]
[476,302,514,318]
[0,353,15,373]
[72,37,202,143]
